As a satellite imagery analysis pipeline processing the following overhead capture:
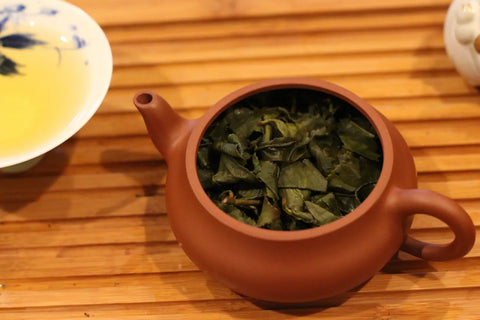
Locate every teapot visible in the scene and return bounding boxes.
[134,78,475,303]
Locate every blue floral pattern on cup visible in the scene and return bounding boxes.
[0,3,87,76]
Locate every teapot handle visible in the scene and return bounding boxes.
[391,188,475,261]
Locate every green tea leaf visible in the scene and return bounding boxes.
[359,156,382,183]
[281,188,315,224]
[261,123,273,144]
[335,193,360,214]
[310,192,342,216]
[286,136,311,163]
[305,201,339,226]
[197,145,211,168]
[255,161,279,199]
[258,137,297,149]
[237,188,264,200]
[308,135,341,175]
[213,133,251,160]
[227,107,263,140]
[327,150,361,192]
[197,168,215,189]
[280,188,309,211]
[257,196,282,229]
[217,203,257,226]
[257,137,297,162]
[278,159,327,192]
[295,113,330,134]
[355,182,376,202]
[212,154,258,185]
[337,119,380,161]
[261,106,294,122]
[259,119,299,139]
[205,117,229,143]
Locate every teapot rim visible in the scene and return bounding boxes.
[185,77,395,241]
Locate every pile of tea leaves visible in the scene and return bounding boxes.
[197,89,382,230]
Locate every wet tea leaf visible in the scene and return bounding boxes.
[337,119,380,161]
[213,133,251,160]
[197,144,211,168]
[227,107,263,140]
[305,201,339,225]
[308,135,341,175]
[237,188,264,200]
[197,168,215,189]
[281,188,315,224]
[256,160,279,199]
[218,203,256,226]
[327,150,362,192]
[355,182,376,202]
[311,192,342,216]
[257,196,282,229]
[259,119,299,139]
[212,154,258,185]
[336,193,361,214]
[278,159,327,192]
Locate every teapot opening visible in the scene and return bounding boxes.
[136,93,153,104]
[193,86,385,232]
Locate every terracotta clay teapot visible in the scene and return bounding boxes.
[134,78,475,303]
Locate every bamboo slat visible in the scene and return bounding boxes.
[101,72,476,115]
[103,9,446,43]
[1,290,480,320]
[70,0,451,26]
[1,268,479,309]
[111,27,445,66]
[111,51,454,88]
[2,290,480,320]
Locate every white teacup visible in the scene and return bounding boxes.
[0,0,112,173]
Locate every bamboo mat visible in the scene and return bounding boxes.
[1,0,480,318]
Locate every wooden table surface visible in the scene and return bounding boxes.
[1,0,480,318]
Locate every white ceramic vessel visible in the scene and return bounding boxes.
[445,0,480,86]
[0,0,112,172]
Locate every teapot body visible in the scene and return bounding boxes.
[164,106,415,303]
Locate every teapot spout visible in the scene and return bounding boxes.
[134,90,194,162]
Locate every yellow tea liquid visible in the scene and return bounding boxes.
[0,29,90,160]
